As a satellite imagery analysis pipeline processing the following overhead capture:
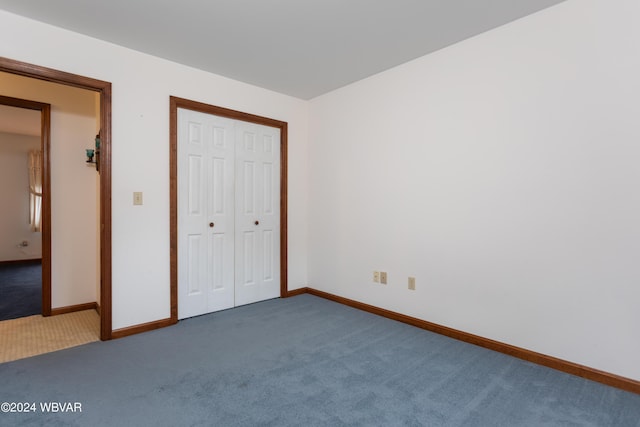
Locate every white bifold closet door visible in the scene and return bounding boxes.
[177,108,280,319]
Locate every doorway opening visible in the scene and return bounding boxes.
[169,96,289,322]
[0,96,49,320]
[0,57,113,340]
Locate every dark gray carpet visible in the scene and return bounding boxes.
[0,260,41,321]
[0,294,638,426]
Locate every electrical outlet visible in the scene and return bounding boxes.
[373,271,380,283]
[408,276,416,290]
[380,272,388,285]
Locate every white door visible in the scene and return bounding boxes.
[234,122,280,306]
[178,109,236,318]
[178,109,280,319]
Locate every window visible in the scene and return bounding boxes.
[28,149,42,232]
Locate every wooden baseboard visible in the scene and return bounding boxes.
[50,302,98,316]
[111,288,307,338]
[95,303,101,316]
[284,287,307,297]
[111,318,177,339]
[301,287,640,395]
[0,258,42,266]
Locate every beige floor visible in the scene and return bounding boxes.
[0,310,100,364]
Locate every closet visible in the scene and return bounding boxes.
[177,108,280,319]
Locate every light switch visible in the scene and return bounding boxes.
[133,192,143,206]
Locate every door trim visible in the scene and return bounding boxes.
[0,95,51,316]
[169,96,289,322]
[0,56,113,340]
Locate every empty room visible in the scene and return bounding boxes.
[0,0,639,426]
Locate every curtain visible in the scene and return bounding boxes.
[28,150,43,232]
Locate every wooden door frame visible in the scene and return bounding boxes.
[0,57,113,340]
[0,95,51,315]
[169,96,289,322]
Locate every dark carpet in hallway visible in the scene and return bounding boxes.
[0,260,41,321]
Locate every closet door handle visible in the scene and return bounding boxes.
[254,220,259,226]
[209,222,214,228]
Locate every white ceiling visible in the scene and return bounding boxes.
[0,0,565,99]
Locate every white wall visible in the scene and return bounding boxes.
[0,131,42,261]
[0,73,100,308]
[308,0,640,381]
[0,9,309,329]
